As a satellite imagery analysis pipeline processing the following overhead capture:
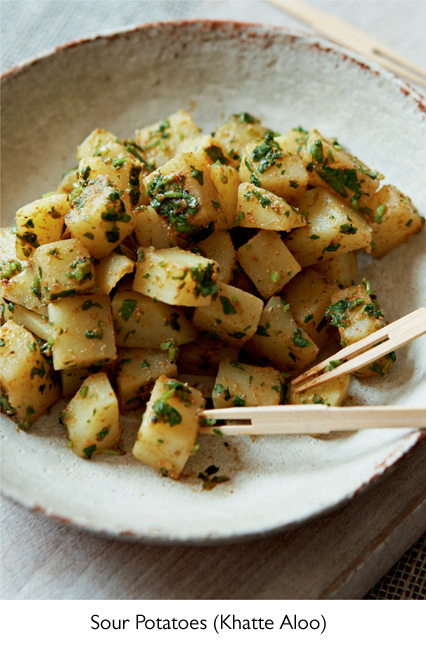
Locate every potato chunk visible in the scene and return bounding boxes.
[212,360,284,408]
[4,303,50,340]
[281,269,335,347]
[247,296,319,373]
[113,348,177,411]
[132,376,205,479]
[193,281,264,347]
[133,205,178,249]
[112,290,197,348]
[135,109,201,169]
[31,239,96,303]
[60,373,121,459]
[189,231,236,285]
[289,375,350,406]
[362,184,424,259]
[15,194,69,260]
[285,188,372,267]
[237,230,301,299]
[240,133,308,202]
[311,251,357,289]
[212,112,269,168]
[95,250,135,295]
[143,152,228,239]
[207,162,240,226]
[0,320,60,428]
[133,247,219,307]
[2,267,48,315]
[236,182,305,231]
[300,129,382,208]
[326,282,394,377]
[48,294,116,370]
[65,176,134,259]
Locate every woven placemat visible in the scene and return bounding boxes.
[1,0,425,600]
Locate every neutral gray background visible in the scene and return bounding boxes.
[1,0,426,600]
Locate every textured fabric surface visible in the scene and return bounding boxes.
[1,0,425,600]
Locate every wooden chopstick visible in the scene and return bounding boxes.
[291,308,426,394]
[200,405,426,435]
[267,0,426,88]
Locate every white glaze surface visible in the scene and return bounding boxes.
[1,21,425,542]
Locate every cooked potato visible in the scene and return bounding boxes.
[208,162,240,226]
[285,187,372,267]
[60,373,121,459]
[191,231,236,284]
[0,320,61,428]
[300,129,382,208]
[2,266,48,315]
[212,112,269,168]
[135,109,201,169]
[240,133,308,202]
[133,205,178,249]
[15,194,69,260]
[31,239,96,303]
[133,247,219,307]
[236,182,305,231]
[212,360,284,408]
[113,348,177,412]
[132,376,205,479]
[3,302,50,340]
[362,184,424,258]
[78,155,148,210]
[247,296,319,373]
[95,250,135,295]
[289,374,350,406]
[311,251,357,289]
[193,281,264,347]
[112,290,197,348]
[237,230,301,299]
[55,168,79,195]
[281,268,335,347]
[48,294,116,370]
[77,128,126,161]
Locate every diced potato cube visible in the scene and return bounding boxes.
[178,334,239,376]
[208,163,240,226]
[285,187,372,267]
[193,281,264,347]
[77,128,126,160]
[289,375,350,406]
[55,168,78,195]
[237,231,301,299]
[281,268,335,347]
[236,182,305,231]
[65,176,134,259]
[247,296,319,373]
[143,152,228,238]
[15,194,69,260]
[135,109,201,169]
[362,184,424,259]
[132,376,205,479]
[300,129,382,208]
[212,360,283,408]
[240,133,309,202]
[31,239,96,303]
[78,155,147,210]
[0,226,20,263]
[178,134,231,166]
[3,302,50,340]
[326,282,393,377]
[2,267,48,315]
[311,251,358,289]
[276,128,309,155]
[113,348,177,411]
[212,112,269,168]
[0,320,61,428]
[96,250,135,294]
[133,205,178,249]
[48,294,116,370]
[60,366,98,398]
[60,373,121,459]
[133,246,219,307]
[191,231,236,284]
[112,290,197,348]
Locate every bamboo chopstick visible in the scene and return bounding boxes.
[291,308,426,394]
[199,405,426,436]
[267,0,426,88]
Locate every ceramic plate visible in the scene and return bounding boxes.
[1,21,425,543]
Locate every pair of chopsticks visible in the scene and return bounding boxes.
[200,308,426,436]
[267,0,426,89]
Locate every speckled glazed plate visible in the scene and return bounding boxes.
[1,21,426,544]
